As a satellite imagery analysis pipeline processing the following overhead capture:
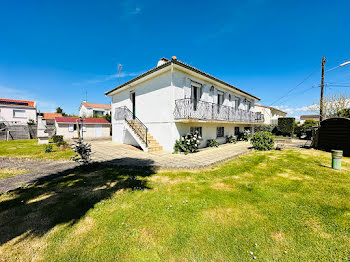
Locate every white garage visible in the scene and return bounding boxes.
[55,117,110,140]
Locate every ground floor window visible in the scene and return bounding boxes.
[234,127,240,135]
[190,127,202,137]
[217,127,224,138]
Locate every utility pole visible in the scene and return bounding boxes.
[319,56,326,122]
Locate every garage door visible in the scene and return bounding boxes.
[95,125,102,137]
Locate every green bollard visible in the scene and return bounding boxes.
[331,150,343,170]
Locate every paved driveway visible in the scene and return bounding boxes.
[90,140,252,169]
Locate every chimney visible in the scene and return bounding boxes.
[157,57,169,67]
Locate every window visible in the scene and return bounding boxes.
[190,127,202,137]
[235,97,240,110]
[217,127,224,138]
[13,109,26,118]
[217,91,224,105]
[93,110,104,116]
[229,94,232,101]
[235,127,240,135]
[247,101,252,110]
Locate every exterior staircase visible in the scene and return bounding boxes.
[115,106,163,152]
[126,120,163,152]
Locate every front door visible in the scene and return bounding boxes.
[131,92,136,119]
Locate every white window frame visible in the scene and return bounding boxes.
[68,124,74,132]
[13,109,26,118]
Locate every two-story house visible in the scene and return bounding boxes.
[254,105,286,125]
[0,98,37,125]
[106,57,264,152]
[79,101,111,117]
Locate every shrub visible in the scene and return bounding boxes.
[238,130,251,141]
[226,135,237,143]
[278,117,295,136]
[251,131,275,151]
[174,131,201,154]
[52,135,64,144]
[207,139,219,147]
[71,139,92,164]
[56,140,68,147]
[45,144,53,153]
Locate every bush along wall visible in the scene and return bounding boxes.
[278,117,295,136]
[174,131,201,154]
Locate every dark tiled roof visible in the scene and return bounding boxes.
[105,58,260,100]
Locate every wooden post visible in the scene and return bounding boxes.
[320,56,326,122]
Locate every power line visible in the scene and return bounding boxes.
[268,65,321,107]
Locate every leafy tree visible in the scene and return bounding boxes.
[103,113,111,123]
[338,108,350,118]
[56,107,67,116]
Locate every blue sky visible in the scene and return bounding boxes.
[1,0,349,118]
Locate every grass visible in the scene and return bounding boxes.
[0,148,349,261]
[0,140,75,160]
[0,169,29,179]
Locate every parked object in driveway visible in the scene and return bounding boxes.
[55,117,110,140]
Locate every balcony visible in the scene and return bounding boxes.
[174,98,264,123]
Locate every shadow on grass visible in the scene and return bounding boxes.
[0,158,156,245]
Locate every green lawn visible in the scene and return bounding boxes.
[0,149,349,261]
[0,169,29,179]
[0,139,75,160]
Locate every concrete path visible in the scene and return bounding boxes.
[90,140,252,169]
[0,158,78,193]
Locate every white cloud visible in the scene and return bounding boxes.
[72,72,140,86]
[0,85,57,113]
[274,104,318,116]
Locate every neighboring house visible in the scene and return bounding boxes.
[0,98,37,125]
[106,57,264,152]
[55,117,110,140]
[254,105,287,125]
[300,115,320,124]
[79,101,111,117]
[41,113,63,125]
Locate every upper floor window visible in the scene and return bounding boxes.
[13,109,25,118]
[235,97,240,110]
[191,83,202,102]
[229,94,232,101]
[247,101,252,110]
[217,91,224,105]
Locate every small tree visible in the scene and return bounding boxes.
[312,93,350,118]
[71,139,92,164]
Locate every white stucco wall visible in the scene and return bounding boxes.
[79,104,111,117]
[55,123,110,139]
[0,106,37,124]
[254,106,286,125]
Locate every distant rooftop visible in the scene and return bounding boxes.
[0,98,36,108]
[82,102,111,109]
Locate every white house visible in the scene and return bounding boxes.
[106,57,264,152]
[0,98,37,125]
[55,117,110,140]
[300,115,320,125]
[254,105,287,125]
[79,101,111,117]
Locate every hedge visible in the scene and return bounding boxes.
[278,117,295,136]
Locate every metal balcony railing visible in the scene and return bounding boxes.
[114,106,148,147]
[174,98,264,123]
